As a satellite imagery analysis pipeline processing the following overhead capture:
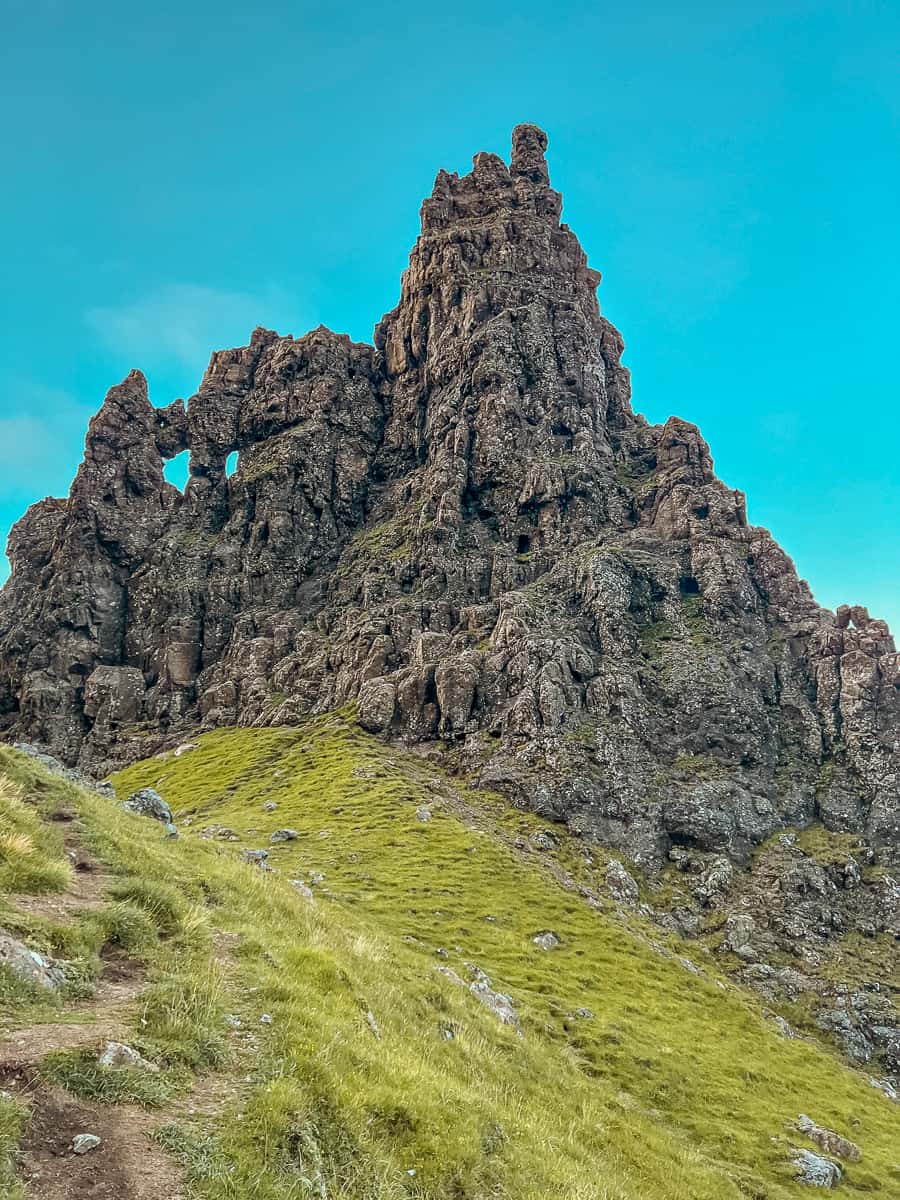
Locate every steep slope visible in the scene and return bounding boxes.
[1,737,898,1198]
[0,125,896,880]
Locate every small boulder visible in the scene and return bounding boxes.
[532,930,562,951]
[357,677,397,732]
[695,855,734,905]
[262,801,279,813]
[790,1148,842,1187]
[415,806,432,823]
[97,1041,159,1072]
[71,1133,101,1156]
[868,1076,899,1102]
[438,963,521,1032]
[123,787,173,825]
[605,859,639,905]
[723,913,757,959]
[468,968,521,1031]
[200,825,239,841]
[240,849,271,870]
[270,828,299,843]
[0,930,65,990]
[529,830,556,851]
[796,1114,861,1162]
[290,880,315,901]
[70,847,98,873]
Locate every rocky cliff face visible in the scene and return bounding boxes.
[1,125,898,875]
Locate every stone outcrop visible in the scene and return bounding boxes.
[0,929,66,991]
[0,125,897,882]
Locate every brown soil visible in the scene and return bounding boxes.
[2,816,189,1198]
[0,819,264,1197]
[12,1080,184,1200]
[0,951,145,1070]
[10,829,109,926]
[0,944,163,1198]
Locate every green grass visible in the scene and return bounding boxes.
[793,825,866,866]
[0,961,61,1020]
[42,1045,190,1107]
[0,1092,27,1200]
[0,775,72,894]
[0,728,898,1198]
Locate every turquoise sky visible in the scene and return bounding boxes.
[1,1,897,634]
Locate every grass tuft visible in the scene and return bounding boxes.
[0,777,72,894]
[41,1046,188,1107]
[0,1092,27,1200]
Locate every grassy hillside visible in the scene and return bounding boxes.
[0,716,897,1198]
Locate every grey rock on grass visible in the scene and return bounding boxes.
[123,788,173,824]
[0,930,65,990]
[790,1148,842,1187]
[97,1040,159,1072]
[796,1114,861,1162]
[270,828,299,843]
[532,930,561,951]
[241,849,271,870]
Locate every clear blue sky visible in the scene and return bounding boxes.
[1,1,897,633]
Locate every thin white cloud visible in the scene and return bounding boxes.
[85,282,302,375]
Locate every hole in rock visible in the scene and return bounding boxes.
[679,576,700,596]
[163,449,190,491]
[517,534,531,555]
[693,504,710,520]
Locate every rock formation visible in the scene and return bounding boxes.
[1,125,897,876]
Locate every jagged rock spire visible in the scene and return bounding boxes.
[510,122,550,183]
[0,126,895,880]
[375,123,632,542]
